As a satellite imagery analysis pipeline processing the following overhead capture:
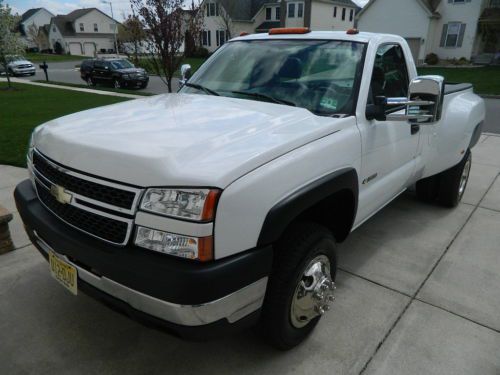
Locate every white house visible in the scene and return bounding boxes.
[200,0,358,53]
[48,8,119,56]
[357,0,500,64]
[19,8,54,48]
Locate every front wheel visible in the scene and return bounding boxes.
[86,76,96,87]
[114,79,122,89]
[260,222,337,350]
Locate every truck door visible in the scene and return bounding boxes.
[93,61,111,83]
[355,43,421,225]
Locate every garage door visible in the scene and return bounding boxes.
[68,43,82,56]
[83,43,96,57]
[405,38,421,65]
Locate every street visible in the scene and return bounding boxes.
[17,61,500,134]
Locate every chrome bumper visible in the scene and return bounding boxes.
[34,231,268,327]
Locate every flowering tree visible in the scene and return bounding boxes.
[130,0,203,92]
[0,0,24,89]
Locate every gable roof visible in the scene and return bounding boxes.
[21,8,42,22]
[357,0,441,19]
[216,0,272,21]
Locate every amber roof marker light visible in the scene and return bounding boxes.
[346,28,360,35]
[269,27,311,35]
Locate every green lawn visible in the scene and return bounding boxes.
[0,82,130,167]
[26,53,89,63]
[417,66,500,95]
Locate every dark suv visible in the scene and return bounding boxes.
[80,58,149,89]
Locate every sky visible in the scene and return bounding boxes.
[7,0,369,21]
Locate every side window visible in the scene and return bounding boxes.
[94,61,104,69]
[369,44,409,105]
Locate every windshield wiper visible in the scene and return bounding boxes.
[184,82,220,96]
[230,91,296,107]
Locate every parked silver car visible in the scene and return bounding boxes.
[5,56,36,76]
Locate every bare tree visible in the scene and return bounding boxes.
[0,0,24,89]
[214,0,235,39]
[26,23,48,50]
[118,14,146,64]
[131,0,203,93]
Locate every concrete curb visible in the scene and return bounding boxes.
[0,78,144,99]
[480,95,500,99]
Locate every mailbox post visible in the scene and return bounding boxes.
[39,61,49,81]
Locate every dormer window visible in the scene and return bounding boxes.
[79,23,84,32]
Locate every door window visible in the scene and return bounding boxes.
[368,44,409,105]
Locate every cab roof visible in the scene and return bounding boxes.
[231,31,403,45]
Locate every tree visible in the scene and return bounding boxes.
[214,0,235,39]
[131,0,203,93]
[0,0,25,89]
[26,23,48,50]
[118,14,146,64]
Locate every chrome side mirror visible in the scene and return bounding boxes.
[386,76,445,123]
[179,64,192,89]
[366,76,445,123]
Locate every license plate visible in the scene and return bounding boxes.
[49,251,78,295]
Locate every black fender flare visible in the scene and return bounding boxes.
[257,168,359,246]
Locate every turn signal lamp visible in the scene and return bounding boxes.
[269,27,311,35]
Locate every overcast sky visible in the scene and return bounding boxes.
[8,0,369,21]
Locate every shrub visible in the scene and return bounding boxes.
[425,53,439,65]
[190,47,210,58]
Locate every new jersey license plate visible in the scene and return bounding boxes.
[49,251,78,295]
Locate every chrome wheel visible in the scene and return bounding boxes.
[114,79,121,89]
[86,77,94,87]
[458,155,471,198]
[290,255,335,329]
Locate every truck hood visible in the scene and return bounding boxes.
[35,94,349,188]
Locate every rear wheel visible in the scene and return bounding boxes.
[114,79,121,89]
[260,222,337,350]
[438,150,471,207]
[86,76,96,87]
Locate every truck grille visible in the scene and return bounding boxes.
[31,150,142,245]
[36,181,129,244]
[33,152,136,209]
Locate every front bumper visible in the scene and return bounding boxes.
[12,67,36,75]
[15,180,273,338]
[122,77,149,87]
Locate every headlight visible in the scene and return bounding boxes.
[135,226,213,261]
[140,188,220,222]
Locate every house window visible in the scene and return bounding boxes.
[206,2,219,17]
[451,0,466,3]
[94,23,98,32]
[288,3,295,18]
[276,7,281,20]
[349,9,354,22]
[441,22,466,48]
[216,30,226,47]
[53,26,56,32]
[334,6,337,17]
[79,23,84,32]
[266,7,272,20]
[201,30,211,47]
[342,8,346,21]
[298,3,304,18]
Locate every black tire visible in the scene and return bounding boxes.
[113,79,122,89]
[438,150,471,207]
[260,222,337,350]
[86,76,96,87]
[416,175,440,203]
[8,69,15,77]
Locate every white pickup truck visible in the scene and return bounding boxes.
[15,29,485,349]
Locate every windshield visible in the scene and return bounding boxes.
[110,59,134,69]
[181,40,366,116]
[7,56,24,62]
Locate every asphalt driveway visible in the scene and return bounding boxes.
[0,134,499,374]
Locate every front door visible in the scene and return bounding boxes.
[355,43,421,226]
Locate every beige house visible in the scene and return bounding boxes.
[19,8,54,48]
[200,0,359,53]
[47,8,119,56]
[357,0,500,64]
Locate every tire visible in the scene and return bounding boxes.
[114,79,121,89]
[86,76,96,87]
[416,175,439,203]
[8,69,15,77]
[438,150,472,207]
[260,222,337,350]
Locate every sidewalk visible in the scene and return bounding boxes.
[0,134,499,375]
[0,78,145,99]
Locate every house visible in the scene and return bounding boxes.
[357,0,500,64]
[200,0,358,53]
[47,8,119,56]
[19,8,54,48]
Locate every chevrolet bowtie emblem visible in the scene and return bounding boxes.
[50,185,73,205]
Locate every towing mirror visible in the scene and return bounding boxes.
[366,76,445,124]
[179,64,192,89]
